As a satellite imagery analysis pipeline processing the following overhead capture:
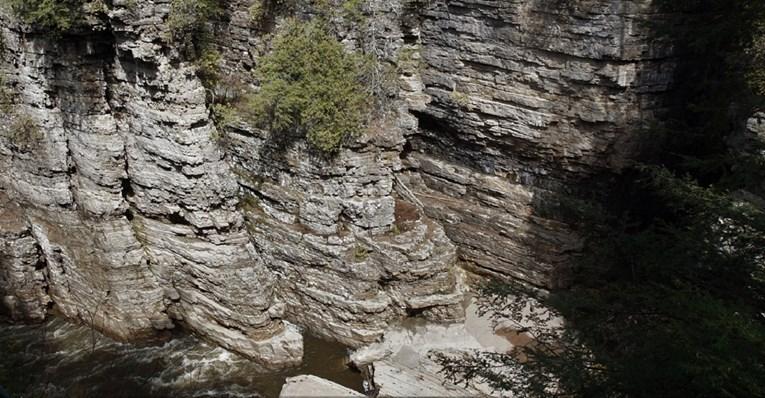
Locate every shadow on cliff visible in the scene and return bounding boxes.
[400,0,678,291]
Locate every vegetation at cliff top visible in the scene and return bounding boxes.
[196,0,392,152]
[246,18,371,153]
[437,1,765,397]
[2,0,86,33]
[249,0,296,24]
[167,0,222,59]
[249,0,364,25]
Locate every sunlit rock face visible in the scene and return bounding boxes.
[225,118,464,347]
[0,20,172,344]
[0,0,671,364]
[0,3,302,366]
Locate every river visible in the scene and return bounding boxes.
[0,317,365,398]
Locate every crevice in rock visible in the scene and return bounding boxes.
[125,208,135,221]
[121,177,135,201]
[190,119,208,130]
[399,139,414,165]
[405,307,427,318]
[165,211,192,226]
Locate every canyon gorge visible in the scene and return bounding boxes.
[0,0,678,395]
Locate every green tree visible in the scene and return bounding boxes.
[247,18,370,153]
[2,0,85,33]
[167,0,222,58]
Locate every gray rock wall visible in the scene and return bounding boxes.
[216,0,465,346]
[0,3,303,367]
[400,0,673,288]
[0,0,673,362]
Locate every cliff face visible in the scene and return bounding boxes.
[400,0,672,288]
[0,0,671,362]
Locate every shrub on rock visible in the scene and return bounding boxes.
[247,19,371,154]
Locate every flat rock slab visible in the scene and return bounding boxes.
[374,361,480,397]
[350,297,541,396]
[279,375,365,397]
[351,299,513,367]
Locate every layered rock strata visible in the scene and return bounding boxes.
[400,0,673,288]
[0,0,673,366]
[0,4,303,366]
[226,118,463,346]
[0,192,50,321]
[0,0,465,361]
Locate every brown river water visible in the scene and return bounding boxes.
[0,317,365,398]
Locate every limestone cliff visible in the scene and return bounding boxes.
[400,0,672,288]
[0,0,672,363]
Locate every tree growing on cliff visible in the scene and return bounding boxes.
[167,0,222,58]
[246,18,371,153]
[2,0,84,33]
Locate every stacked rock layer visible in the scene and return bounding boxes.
[0,0,672,362]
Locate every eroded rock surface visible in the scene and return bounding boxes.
[401,0,673,288]
[0,3,302,366]
[226,115,464,346]
[0,0,671,368]
[0,192,50,321]
[0,0,463,362]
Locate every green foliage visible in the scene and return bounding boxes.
[438,167,765,398]
[450,90,471,109]
[340,0,365,25]
[0,76,43,151]
[124,0,138,12]
[0,75,13,114]
[389,223,400,235]
[86,0,107,14]
[3,0,85,33]
[649,0,765,181]
[249,0,298,26]
[353,244,369,261]
[360,53,399,113]
[166,0,225,87]
[747,22,765,96]
[167,0,222,57]
[196,48,222,86]
[249,0,265,22]
[248,0,364,30]
[396,46,422,74]
[247,19,371,153]
[212,103,241,130]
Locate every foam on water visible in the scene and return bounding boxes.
[0,317,365,398]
